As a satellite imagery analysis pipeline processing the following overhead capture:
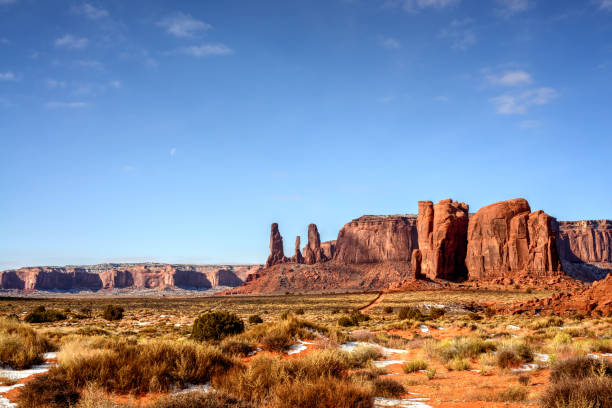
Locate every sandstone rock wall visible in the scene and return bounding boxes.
[416,199,469,280]
[290,236,304,263]
[0,264,252,292]
[466,198,562,279]
[557,220,612,263]
[333,215,418,264]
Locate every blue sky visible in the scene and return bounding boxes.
[1,0,611,269]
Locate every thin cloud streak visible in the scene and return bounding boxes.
[158,12,211,37]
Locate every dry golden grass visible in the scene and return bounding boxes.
[0,317,52,369]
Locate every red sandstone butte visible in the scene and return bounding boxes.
[265,223,288,268]
[416,199,469,281]
[333,215,418,264]
[303,224,327,264]
[466,198,562,280]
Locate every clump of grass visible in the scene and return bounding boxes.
[55,338,238,394]
[220,339,254,356]
[450,357,471,371]
[346,345,383,368]
[0,317,53,369]
[496,385,528,402]
[540,377,612,408]
[402,359,428,373]
[425,367,436,380]
[518,374,530,386]
[496,340,534,369]
[213,351,372,408]
[24,306,67,323]
[549,356,612,383]
[528,316,564,329]
[248,314,263,324]
[192,311,245,341]
[371,377,405,397]
[150,391,254,408]
[338,311,370,327]
[17,369,80,408]
[398,306,424,320]
[102,305,124,321]
[425,336,496,363]
[294,308,305,315]
[383,306,393,314]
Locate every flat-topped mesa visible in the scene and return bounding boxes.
[466,198,562,280]
[291,236,305,264]
[416,199,469,281]
[303,224,327,264]
[333,214,418,264]
[265,223,288,268]
[557,220,612,264]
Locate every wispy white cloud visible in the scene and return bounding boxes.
[379,36,401,49]
[45,101,89,109]
[0,0,17,5]
[496,0,530,16]
[109,80,121,88]
[158,12,211,37]
[439,18,476,51]
[486,69,533,86]
[0,38,9,45]
[46,79,67,88]
[597,0,612,10]
[169,147,176,157]
[173,43,234,57]
[73,3,109,19]
[386,0,460,12]
[490,87,558,114]
[0,71,16,81]
[55,34,89,49]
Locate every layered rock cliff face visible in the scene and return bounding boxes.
[265,223,288,268]
[0,264,255,292]
[415,199,469,281]
[466,198,562,280]
[333,215,418,264]
[557,220,612,281]
[290,236,305,264]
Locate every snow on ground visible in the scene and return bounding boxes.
[419,325,429,334]
[248,347,263,356]
[511,363,537,373]
[285,340,314,355]
[0,384,24,408]
[535,353,549,362]
[0,362,51,381]
[340,342,407,356]
[373,360,405,368]
[174,383,212,394]
[507,325,521,330]
[373,397,433,407]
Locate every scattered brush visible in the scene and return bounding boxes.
[17,369,80,408]
[549,356,612,383]
[0,317,53,369]
[371,377,405,397]
[402,359,428,373]
[24,306,66,323]
[540,377,612,408]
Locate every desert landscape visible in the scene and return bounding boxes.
[2,1,612,407]
[1,197,611,408]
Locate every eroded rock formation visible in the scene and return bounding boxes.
[291,236,305,264]
[321,240,336,260]
[303,224,327,264]
[333,215,418,264]
[466,198,562,280]
[265,223,288,268]
[0,264,254,292]
[415,199,469,280]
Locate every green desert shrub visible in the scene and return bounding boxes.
[248,314,263,324]
[192,311,244,341]
[102,305,124,321]
[398,306,424,320]
[402,359,428,373]
[371,377,405,397]
[24,306,67,323]
[427,336,496,363]
[0,317,52,369]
